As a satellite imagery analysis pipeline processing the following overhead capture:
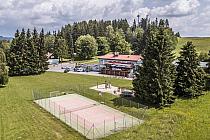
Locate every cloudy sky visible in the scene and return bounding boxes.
[0,0,209,37]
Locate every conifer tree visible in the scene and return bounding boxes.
[133,19,177,107]
[0,48,8,86]
[38,29,48,72]
[7,28,48,76]
[32,28,40,74]
[175,42,206,97]
[7,29,22,76]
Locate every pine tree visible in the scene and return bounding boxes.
[175,32,181,38]
[0,48,9,86]
[7,28,48,76]
[39,29,48,73]
[133,19,177,107]
[32,28,40,74]
[175,42,206,97]
[131,27,144,54]
[132,19,137,32]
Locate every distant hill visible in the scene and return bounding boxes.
[176,37,210,56]
[0,36,13,41]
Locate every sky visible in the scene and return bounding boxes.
[0,0,209,37]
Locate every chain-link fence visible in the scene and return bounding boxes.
[33,90,147,139]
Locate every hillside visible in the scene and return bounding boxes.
[0,36,13,41]
[176,37,210,55]
[0,72,209,140]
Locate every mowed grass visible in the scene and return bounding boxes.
[175,37,210,56]
[0,72,210,140]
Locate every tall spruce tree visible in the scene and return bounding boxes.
[7,29,23,76]
[7,28,48,76]
[38,29,48,72]
[0,48,9,86]
[174,42,206,97]
[133,19,177,107]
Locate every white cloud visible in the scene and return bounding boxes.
[0,0,144,36]
[0,0,209,37]
[134,0,200,17]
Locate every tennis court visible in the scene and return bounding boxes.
[34,93,142,139]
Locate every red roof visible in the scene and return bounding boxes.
[98,54,142,61]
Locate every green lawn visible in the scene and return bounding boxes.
[176,37,210,56]
[0,72,209,140]
[74,57,99,64]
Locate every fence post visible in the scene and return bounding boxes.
[49,99,51,113]
[54,102,56,116]
[45,98,47,108]
[114,116,116,131]
[77,115,78,131]
[41,98,43,107]
[70,112,71,125]
[104,120,106,137]
[84,119,86,135]
[59,105,61,119]
[125,119,127,128]
[64,108,66,123]
[93,124,95,140]
[32,90,34,100]
[123,114,125,130]
[132,115,133,127]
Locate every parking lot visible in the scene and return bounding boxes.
[47,62,133,80]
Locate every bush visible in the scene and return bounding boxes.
[205,75,210,90]
[0,63,9,86]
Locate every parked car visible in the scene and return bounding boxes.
[64,67,73,73]
[61,66,68,69]
[120,90,134,97]
[77,67,84,72]
[74,66,85,72]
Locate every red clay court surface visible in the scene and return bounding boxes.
[35,94,142,139]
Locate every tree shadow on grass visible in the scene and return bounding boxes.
[111,96,173,109]
[0,85,6,88]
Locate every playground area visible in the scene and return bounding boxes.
[90,82,133,96]
[34,93,142,139]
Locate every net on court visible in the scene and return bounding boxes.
[59,103,100,115]
[34,93,143,139]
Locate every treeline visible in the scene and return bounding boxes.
[6,28,48,76]
[46,17,166,60]
[45,19,135,60]
[133,19,206,107]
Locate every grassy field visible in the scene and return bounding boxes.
[176,37,210,56]
[0,72,209,140]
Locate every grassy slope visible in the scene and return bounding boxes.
[0,72,209,140]
[175,37,210,56]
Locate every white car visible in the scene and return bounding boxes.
[77,67,84,72]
